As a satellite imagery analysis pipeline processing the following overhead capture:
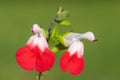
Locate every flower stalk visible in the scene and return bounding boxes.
[37,72,42,80]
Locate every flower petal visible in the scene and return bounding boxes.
[32,24,42,34]
[64,32,95,47]
[35,48,55,72]
[69,53,84,75]
[60,51,70,72]
[27,35,48,52]
[16,46,36,70]
[77,32,95,41]
[68,41,84,58]
[60,51,84,75]
[37,36,48,52]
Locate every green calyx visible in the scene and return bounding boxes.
[56,32,70,46]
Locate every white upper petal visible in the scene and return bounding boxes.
[37,36,48,52]
[64,32,95,47]
[64,33,81,47]
[68,40,84,58]
[32,24,43,35]
[26,35,36,45]
[26,35,48,52]
[77,32,95,41]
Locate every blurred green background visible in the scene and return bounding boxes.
[0,0,120,80]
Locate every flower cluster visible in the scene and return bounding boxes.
[16,7,96,76]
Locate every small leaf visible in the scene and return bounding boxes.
[50,26,58,38]
[60,20,71,26]
[57,6,63,15]
[48,26,58,48]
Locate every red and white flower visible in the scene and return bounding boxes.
[16,24,55,72]
[60,32,95,75]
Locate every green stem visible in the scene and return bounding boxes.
[38,72,42,80]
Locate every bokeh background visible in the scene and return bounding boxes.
[0,0,120,80]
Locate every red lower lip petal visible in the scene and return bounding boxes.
[16,46,36,71]
[60,51,84,75]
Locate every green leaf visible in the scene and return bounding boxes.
[60,20,71,26]
[57,6,63,15]
[48,26,58,48]
[51,32,71,53]
[50,26,58,38]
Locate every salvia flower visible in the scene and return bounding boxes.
[60,32,95,75]
[16,24,55,72]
